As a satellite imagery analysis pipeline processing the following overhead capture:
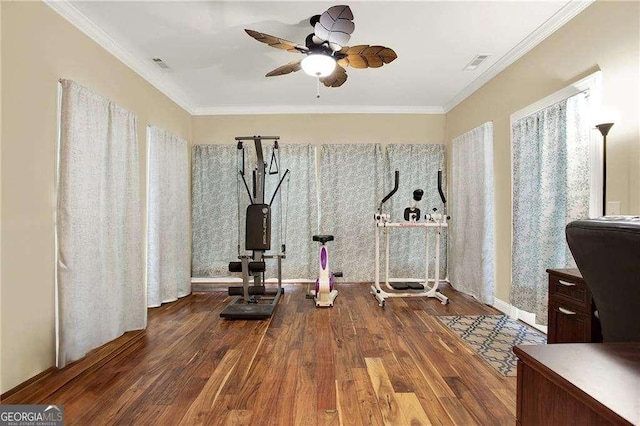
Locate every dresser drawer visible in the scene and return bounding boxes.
[548,273,589,312]
[547,300,593,343]
[546,268,602,344]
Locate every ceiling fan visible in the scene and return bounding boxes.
[245,5,397,93]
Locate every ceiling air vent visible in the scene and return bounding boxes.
[152,58,170,70]
[464,54,490,71]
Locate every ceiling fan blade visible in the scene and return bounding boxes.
[336,57,349,68]
[314,5,355,51]
[245,29,308,53]
[339,45,397,69]
[320,65,348,88]
[265,60,302,77]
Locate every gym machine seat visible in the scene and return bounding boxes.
[313,235,334,244]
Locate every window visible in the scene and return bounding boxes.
[509,71,602,326]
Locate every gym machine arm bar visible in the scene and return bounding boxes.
[268,169,290,206]
[239,171,254,205]
[437,170,446,204]
[378,170,399,213]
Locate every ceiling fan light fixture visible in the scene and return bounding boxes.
[301,53,336,77]
[245,4,396,90]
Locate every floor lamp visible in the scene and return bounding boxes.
[595,122,614,216]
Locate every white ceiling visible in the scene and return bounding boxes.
[54,1,592,114]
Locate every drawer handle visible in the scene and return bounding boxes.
[558,279,576,287]
[557,307,577,315]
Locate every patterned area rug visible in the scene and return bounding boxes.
[437,315,546,376]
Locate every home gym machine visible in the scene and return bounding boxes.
[220,136,290,320]
[371,170,450,306]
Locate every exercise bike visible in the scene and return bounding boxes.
[307,235,341,307]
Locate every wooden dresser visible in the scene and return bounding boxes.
[546,268,602,343]
[514,343,640,425]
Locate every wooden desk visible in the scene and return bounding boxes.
[514,343,640,425]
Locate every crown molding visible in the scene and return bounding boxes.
[191,105,445,115]
[45,0,592,117]
[443,0,595,113]
[44,0,441,116]
[44,0,195,114]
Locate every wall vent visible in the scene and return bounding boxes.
[152,58,170,70]
[464,54,490,71]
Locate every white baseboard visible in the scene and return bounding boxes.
[493,298,548,334]
[492,298,518,318]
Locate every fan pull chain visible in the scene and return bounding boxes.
[316,76,321,98]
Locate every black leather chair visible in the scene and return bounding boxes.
[566,217,640,342]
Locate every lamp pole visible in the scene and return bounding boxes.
[595,123,614,216]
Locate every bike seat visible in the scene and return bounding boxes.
[313,235,334,244]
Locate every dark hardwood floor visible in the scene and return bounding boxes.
[6,284,517,425]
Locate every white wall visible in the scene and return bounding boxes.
[445,0,640,301]
[1,1,191,393]
[192,114,446,146]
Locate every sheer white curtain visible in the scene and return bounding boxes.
[191,143,318,280]
[319,144,384,282]
[191,144,238,277]
[271,143,318,279]
[510,93,590,323]
[146,126,190,307]
[385,144,447,279]
[450,122,495,304]
[237,143,316,279]
[57,80,145,368]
